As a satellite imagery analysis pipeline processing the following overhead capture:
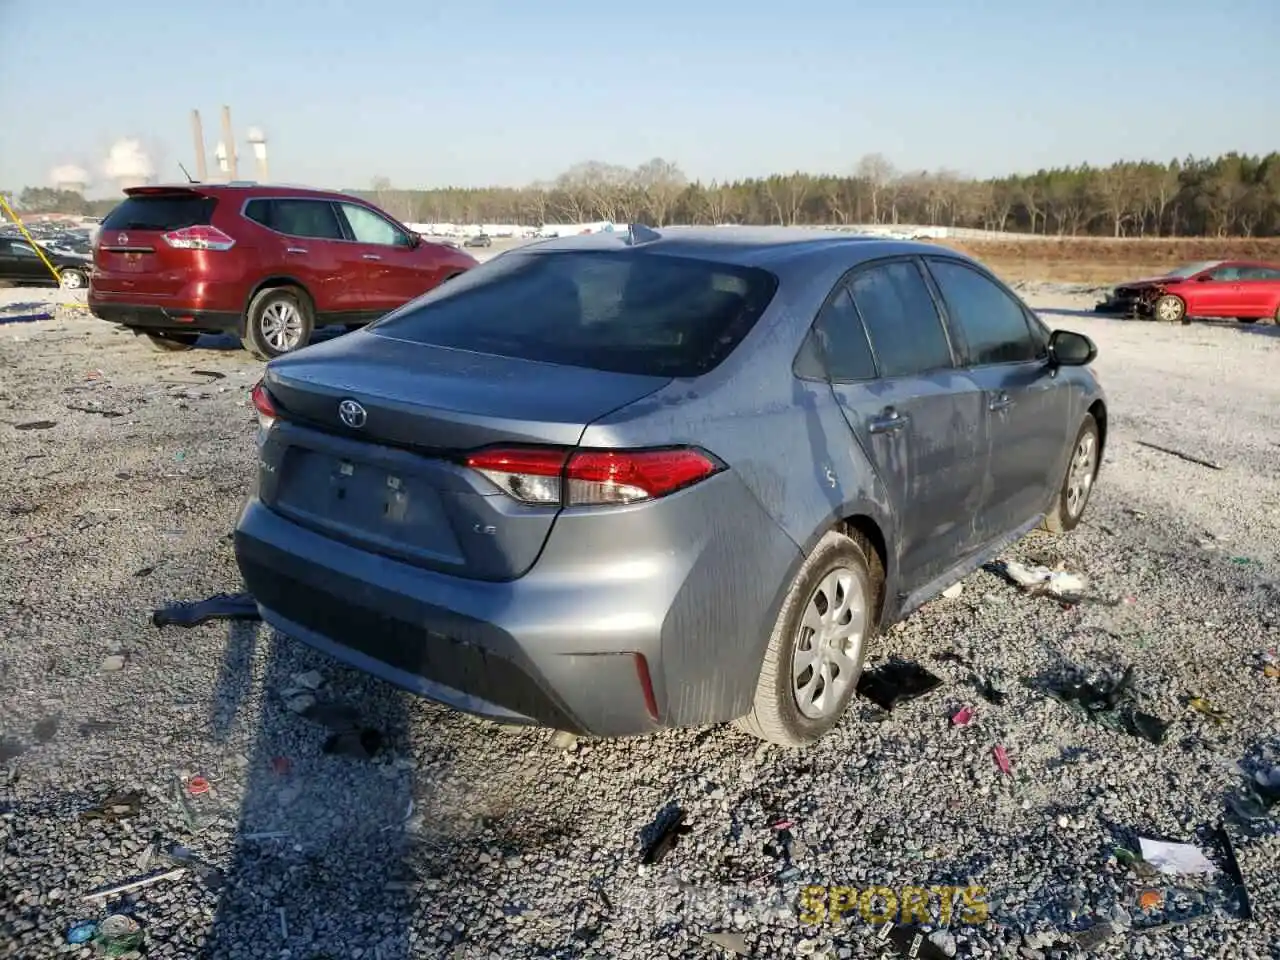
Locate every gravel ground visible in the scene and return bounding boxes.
[1,282,1278,960]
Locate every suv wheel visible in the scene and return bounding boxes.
[243,287,314,361]
[144,332,198,352]
[735,529,883,747]
[1042,414,1100,534]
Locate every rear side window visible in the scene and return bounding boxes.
[927,259,1039,366]
[101,194,216,231]
[809,288,876,381]
[371,250,779,377]
[848,260,953,378]
[245,199,344,240]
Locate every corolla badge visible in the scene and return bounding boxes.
[338,399,367,429]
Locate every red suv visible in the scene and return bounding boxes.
[89,183,479,358]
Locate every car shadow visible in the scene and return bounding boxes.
[182,326,352,353]
[1036,307,1114,321]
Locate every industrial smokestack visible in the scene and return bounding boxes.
[191,110,208,180]
[221,105,238,180]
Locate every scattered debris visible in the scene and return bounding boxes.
[100,654,126,673]
[91,914,145,956]
[66,920,97,944]
[152,592,261,628]
[192,369,226,381]
[1038,664,1168,744]
[699,930,748,955]
[290,670,324,691]
[300,701,361,732]
[164,844,225,890]
[80,791,142,822]
[186,776,211,796]
[1137,889,1163,911]
[1135,439,1223,470]
[993,745,1012,776]
[1072,921,1118,949]
[1187,696,1228,724]
[13,420,57,431]
[968,671,1007,706]
[65,403,128,418]
[877,922,950,959]
[173,774,204,833]
[132,565,155,578]
[950,706,974,726]
[941,583,963,599]
[550,730,579,750]
[77,720,119,737]
[83,867,186,901]
[1137,836,1217,876]
[1214,823,1254,921]
[278,906,289,940]
[856,660,943,710]
[1259,650,1279,679]
[322,728,383,760]
[0,311,54,325]
[985,559,1088,602]
[641,805,691,865]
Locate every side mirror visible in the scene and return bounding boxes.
[404,231,420,249]
[1048,329,1096,367]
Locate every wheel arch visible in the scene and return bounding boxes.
[1087,398,1108,463]
[243,276,315,333]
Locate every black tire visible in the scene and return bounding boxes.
[144,332,198,352]
[241,286,314,361]
[1042,414,1101,534]
[1153,294,1186,324]
[1236,317,1258,324]
[59,268,88,291]
[735,529,884,747]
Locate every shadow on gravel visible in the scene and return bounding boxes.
[184,327,351,354]
[203,625,423,959]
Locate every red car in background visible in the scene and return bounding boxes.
[89,184,479,358]
[1096,260,1280,325]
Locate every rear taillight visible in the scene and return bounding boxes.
[464,446,722,507]
[251,379,279,430]
[162,225,235,251]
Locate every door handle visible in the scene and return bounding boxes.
[286,247,308,254]
[988,391,1014,412]
[868,408,909,434]
[362,254,382,261]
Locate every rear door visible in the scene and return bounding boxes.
[336,202,444,310]
[1235,265,1280,316]
[242,198,352,313]
[819,258,988,589]
[923,256,1070,541]
[93,190,220,298]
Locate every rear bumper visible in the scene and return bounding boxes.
[88,301,241,335]
[233,475,801,737]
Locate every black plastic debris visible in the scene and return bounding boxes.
[857,660,942,711]
[81,791,142,822]
[1214,822,1253,921]
[1135,440,1222,471]
[323,728,383,760]
[641,805,691,864]
[1038,665,1168,744]
[968,671,1008,706]
[152,593,261,628]
[14,420,57,431]
[877,923,949,959]
[65,403,127,418]
[192,369,226,380]
[133,566,155,578]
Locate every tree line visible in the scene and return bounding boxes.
[12,151,1280,237]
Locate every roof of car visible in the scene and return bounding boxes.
[124,182,355,200]
[514,225,968,269]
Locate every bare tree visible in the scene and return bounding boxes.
[855,153,896,224]
[633,157,687,226]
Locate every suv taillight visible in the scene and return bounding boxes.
[162,225,235,251]
[464,446,723,507]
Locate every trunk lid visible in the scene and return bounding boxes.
[93,188,223,296]
[258,331,671,580]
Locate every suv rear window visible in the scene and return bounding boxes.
[371,250,779,377]
[101,194,216,231]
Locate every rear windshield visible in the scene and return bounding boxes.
[370,249,779,377]
[101,194,217,231]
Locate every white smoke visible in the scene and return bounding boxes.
[50,164,90,192]
[102,138,155,189]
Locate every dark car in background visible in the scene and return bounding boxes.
[235,227,1106,748]
[0,236,92,289]
[88,184,479,359]
[1096,260,1280,324]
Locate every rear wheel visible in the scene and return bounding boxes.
[144,332,198,352]
[735,529,883,747]
[1043,414,1100,534]
[59,268,87,290]
[1154,295,1186,324]
[242,287,314,361]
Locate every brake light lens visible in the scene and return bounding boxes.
[464,446,722,506]
[251,379,279,430]
[162,225,236,251]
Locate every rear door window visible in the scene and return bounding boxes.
[847,260,953,377]
[371,250,779,377]
[246,199,344,240]
[925,258,1039,366]
[101,194,216,231]
[807,287,877,381]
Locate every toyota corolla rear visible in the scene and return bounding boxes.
[89,186,250,333]
[233,244,802,735]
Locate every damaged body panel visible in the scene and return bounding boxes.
[235,228,1106,742]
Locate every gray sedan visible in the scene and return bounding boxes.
[234,227,1105,747]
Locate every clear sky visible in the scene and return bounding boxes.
[2,0,1277,195]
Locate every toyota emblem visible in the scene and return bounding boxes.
[117,232,128,245]
[338,399,367,429]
